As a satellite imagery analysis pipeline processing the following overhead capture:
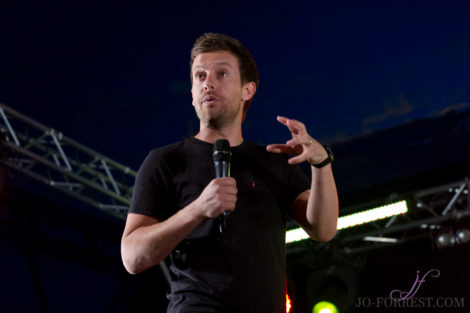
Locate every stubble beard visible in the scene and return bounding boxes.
[197,99,242,131]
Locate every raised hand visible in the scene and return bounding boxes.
[266,116,328,165]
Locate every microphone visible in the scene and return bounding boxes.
[213,139,232,233]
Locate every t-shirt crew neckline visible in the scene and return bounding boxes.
[189,136,249,151]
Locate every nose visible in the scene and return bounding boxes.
[203,73,215,90]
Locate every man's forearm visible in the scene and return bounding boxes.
[306,164,339,241]
[121,202,204,274]
[121,177,238,274]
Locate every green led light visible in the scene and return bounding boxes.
[337,200,408,230]
[285,227,310,244]
[286,200,408,244]
[312,301,339,313]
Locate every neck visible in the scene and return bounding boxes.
[195,122,243,147]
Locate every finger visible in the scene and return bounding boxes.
[277,116,306,136]
[285,118,306,131]
[266,144,290,153]
[276,116,289,125]
[216,180,238,195]
[288,153,309,165]
[277,116,299,135]
[286,136,316,147]
[221,195,238,209]
[215,177,237,186]
[221,194,238,203]
[266,144,296,154]
[224,187,238,196]
[221,203,237,212]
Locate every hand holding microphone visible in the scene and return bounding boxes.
[191,139,236,233]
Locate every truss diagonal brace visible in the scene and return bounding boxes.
[101,159,121,195]
[49,129,72,171]
[0,107,20,146]
[442,182,466,215]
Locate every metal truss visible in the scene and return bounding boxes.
[338,178,470,254]
[0,103,170,282]
[286,178,470,257]
[0,103,135,218]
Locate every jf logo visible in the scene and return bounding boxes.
[390,269,440,301]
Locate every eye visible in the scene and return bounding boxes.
[219,71,228,78]
[195,72,206,80]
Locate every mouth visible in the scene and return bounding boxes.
[202,95,220,106]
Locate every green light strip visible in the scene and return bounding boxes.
[286,200,408,244]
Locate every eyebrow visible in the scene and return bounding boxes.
[193,62,234,71]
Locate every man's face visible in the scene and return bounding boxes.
[191,50,247,129]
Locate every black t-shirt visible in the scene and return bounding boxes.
[129,137,309,313]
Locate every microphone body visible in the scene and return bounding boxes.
[214,158,230,178]
[213,139,232,233]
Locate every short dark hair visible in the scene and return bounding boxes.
[190,33,259,118]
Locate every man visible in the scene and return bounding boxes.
[121,33,338,313]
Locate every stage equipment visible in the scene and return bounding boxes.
[456,228,470,244]
[286,293,292,313]
[0,103,170,283]
[433,226,470,249]
[286,178,469,254]
[312,301,338,313]
[286,200,408,244]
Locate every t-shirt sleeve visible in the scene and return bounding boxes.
[128,150,174,220]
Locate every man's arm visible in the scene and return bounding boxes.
[267,116,338,242]
[121,177,237,274]
[291,164,338,242]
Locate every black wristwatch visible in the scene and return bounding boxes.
[309,145,334,168]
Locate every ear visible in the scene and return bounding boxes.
[241,82,256,102]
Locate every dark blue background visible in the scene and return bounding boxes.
[1,1,470,312]
[2,1,470,172]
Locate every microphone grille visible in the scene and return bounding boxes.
[214,139,230,152]
[213,139,231,162]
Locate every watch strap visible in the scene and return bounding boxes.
[309,145,334,168]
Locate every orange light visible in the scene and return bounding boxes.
[286,293,292,313]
